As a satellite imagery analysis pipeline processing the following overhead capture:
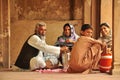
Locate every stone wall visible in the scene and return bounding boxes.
[10,0,83,21]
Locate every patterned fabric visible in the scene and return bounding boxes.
[98,35,112,48]
[55,24,79,47]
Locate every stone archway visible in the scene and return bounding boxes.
[0,0,120,75]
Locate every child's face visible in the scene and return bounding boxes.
[81,29,93,37]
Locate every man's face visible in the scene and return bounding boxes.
[100,26,110,37]
[81,29,93,37]
[64,26,71,37]
[38,26,47,36]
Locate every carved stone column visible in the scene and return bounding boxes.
[112,0,120,75]
[0,0,3,67]
[0,0,10,68]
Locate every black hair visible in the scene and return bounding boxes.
[81,24,93,31]
[63,23,71,30]
[100,23,110,28]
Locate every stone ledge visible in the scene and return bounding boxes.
[112,62,120,75]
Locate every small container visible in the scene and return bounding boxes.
[62,52,70,70]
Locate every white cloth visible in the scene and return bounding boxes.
[28,35,60,55]
[30,51,46,70]
[28,35,60,70]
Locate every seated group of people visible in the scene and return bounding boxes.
[12,22,112,73]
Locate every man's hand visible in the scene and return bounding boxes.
[60,46,69,52]
[59,46,69,57]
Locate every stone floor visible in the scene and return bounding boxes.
[0,70,120,80]
[0,61,120,80]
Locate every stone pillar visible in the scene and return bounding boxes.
[83,0,91,24]
[101,0,112,27]
[0,0,3,65]
[83,0,100,38]
[112,0,120,75]
[0,0,10,68]
[91,0,100,38]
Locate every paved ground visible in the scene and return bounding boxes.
[0,71,120,80]
[0,65,120,80]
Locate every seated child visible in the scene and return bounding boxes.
[67,24,105,73]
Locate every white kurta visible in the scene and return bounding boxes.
[28,35,60,55]
[28,35,60,70]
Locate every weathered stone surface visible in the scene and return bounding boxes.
[10,0,83,22]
